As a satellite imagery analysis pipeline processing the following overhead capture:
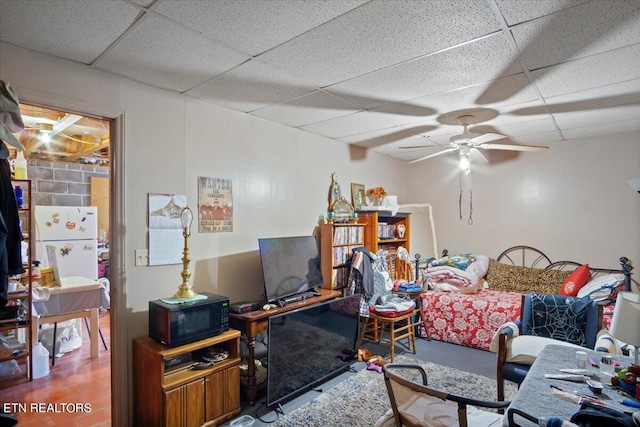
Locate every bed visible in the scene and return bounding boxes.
[419,246,634,351]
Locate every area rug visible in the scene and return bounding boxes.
[271,355,518,427]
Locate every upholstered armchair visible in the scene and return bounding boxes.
[495,294,602,402]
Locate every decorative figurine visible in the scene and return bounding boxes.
[328,172,342,211]
[397,224,406,239]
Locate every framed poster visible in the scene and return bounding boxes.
[351,183,365,211]
[198,177,233,232]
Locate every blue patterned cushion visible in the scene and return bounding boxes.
[527,294,591,347]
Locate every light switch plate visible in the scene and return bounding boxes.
[135,249,148,266]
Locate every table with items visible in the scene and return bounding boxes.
[31,279,110,364]
[503,344,636,426]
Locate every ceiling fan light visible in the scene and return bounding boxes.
[459,153,470,171]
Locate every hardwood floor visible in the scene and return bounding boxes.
[1,311,111,426]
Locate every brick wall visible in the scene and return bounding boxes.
[27,160,109,206]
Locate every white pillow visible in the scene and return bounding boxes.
[506,336,585,365]
[576,274,625,302]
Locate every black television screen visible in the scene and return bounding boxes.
[258,236,323,303]
[266,294,361,408]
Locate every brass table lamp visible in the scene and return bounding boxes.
[173,207,198,299]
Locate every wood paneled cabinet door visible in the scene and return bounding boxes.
[205,366,241,423]
[164,379,205,427]
[132,329,241,427]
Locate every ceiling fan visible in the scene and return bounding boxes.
[402,114,549,166]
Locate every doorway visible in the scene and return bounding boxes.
[3,102,114,425]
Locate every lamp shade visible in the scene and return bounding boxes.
[609,292,640,349]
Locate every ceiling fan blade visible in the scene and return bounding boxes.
[408,147,458,164]
[470,147,489,163]
[469,132,505,144]
[478,143,549,152]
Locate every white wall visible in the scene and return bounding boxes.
[0,41,411,424]
[406,132,640,270]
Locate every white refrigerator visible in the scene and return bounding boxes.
[34,206,99,280]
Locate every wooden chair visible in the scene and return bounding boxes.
[359,309,417,362]
[375,363,510,427]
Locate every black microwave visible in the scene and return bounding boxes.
[149,292,229,347]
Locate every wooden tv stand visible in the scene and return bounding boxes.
[229,288,341,405]
[133,329,241,427]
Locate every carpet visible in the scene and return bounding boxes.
[271,354,518,427]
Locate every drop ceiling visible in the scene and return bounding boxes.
[1,0,639,164]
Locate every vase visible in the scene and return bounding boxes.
[371,197,383,206]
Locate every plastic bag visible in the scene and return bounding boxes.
[0,359,21,377]
[39,321,82,356]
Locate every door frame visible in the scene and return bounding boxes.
[18,87,126,426]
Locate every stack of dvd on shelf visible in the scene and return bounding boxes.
[377,223,396,240]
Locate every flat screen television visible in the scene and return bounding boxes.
[266,293,361,408]
[258,236,323,303]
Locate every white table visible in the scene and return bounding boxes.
[32,278,110,362]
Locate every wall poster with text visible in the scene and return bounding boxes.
[198,177,233,233]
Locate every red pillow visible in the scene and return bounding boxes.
[559,264,591,296]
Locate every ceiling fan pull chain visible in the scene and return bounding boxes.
[468,169,473,225]
[458,172,463,220]
[468,190,473,225]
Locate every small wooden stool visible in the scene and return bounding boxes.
[358,309,417,362]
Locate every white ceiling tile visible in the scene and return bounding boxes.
[325,34,522,109]
[0,0,141,64]
[338,125,440,149]
[545,78,640,110]
[562,118,640,139]
[258,0,501,88]
[369,137,442,158]
[300,111,396,139]
[511,0,640,70]
[406,74,541,119]
[96,13,250,92]
[508,131,563,145]
[368,104,440,127]
[185,59,318,113]
[154,0,367,56]
[251,91,362,128]
[495,0,590,26]
[532,43,640,98]
[555,104,640,130]
[484,117,559,137]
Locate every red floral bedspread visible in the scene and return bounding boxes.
[420,289,523,351]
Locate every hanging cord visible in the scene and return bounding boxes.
[458,168,474,225]
[458,171,463,221]
[467,167,473,225]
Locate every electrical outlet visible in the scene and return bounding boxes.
[135,249,148,266]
